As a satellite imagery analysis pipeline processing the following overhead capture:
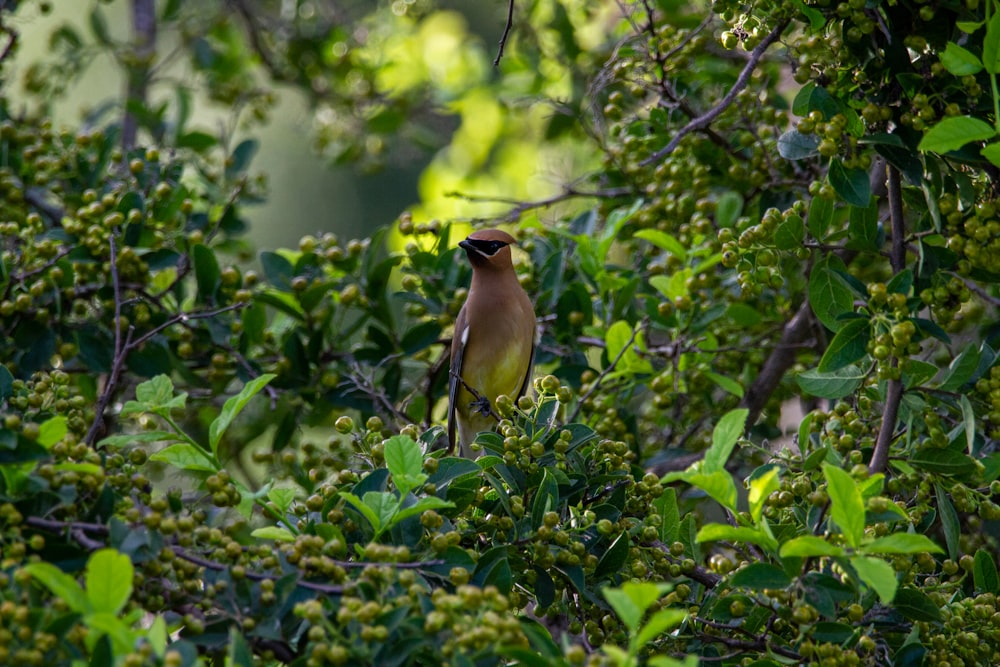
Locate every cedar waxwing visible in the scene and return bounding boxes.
[448,229,536,457]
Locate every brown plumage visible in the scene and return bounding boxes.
[448,229,536,457]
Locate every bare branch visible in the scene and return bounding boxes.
[567,321,643,423]
[493,0,516,67]
[641,20,790,166]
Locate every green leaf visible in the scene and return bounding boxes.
[147,615,168,658]
[635,608,688,648]
[260,251,294,290]
[531,469,560,530]
[652,487,680,545]
[37,416,68,448]
[696,524,778,552]
[807,194,834,240]
[363,491,399,535]
[809,255,855,331]
[715,191,743,228]
[703,408,748,473]
[851,555,897,603]
[23,562,89,613]
[847,200,879,251]
[773,214,805,249]
[817,319,870,373]
[912,448,978,477]
[961,395,976,454]
[149,443,216,472]
[176,131,218,152]
[777,129,820,160]
[685,471,738,512]
[940,42,983,76]
[97,431,181,449]
[938,343,981,391]
[227,626,255,667]
[86,549,133,615]
[339,491,382,533]
[634,229,687,260]
[192,244,220,303]
[828,159,871,207]
[725,303,762,327]
[384,435,426,496]
[936,483,961,560]
[133,375,181,410]
[984,9,1000,73]
[748,466,781,524]
[796,365,865,399]
[704,371,744,397]
[863,533,943,555]
[250,526,297,542]
[391,496,454,525]
[792,82,840,118]
[779,535,845,557]
[89,6,111,45]
[824,463,865,548]
[603,582,672,632]
[894,587,943,622]
[208,374,276,456]
[918,116,996,153]
[974,549,1000,594]
[266,487,295,513]
[901,359,938,388]
[983,142,1000,167]
[596,532,632,579]
[0,365,13,402]
[226,139,259,179]
[729,563,792,589]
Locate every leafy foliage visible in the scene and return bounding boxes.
[2,0,1000,666]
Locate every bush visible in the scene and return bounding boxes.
[2,1,1000,666]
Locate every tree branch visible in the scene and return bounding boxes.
[870,165,905,475]
[739,300,815,428]
[122,0,157,151]
[641,19,790,166]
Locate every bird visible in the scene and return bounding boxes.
[448,229,536,458]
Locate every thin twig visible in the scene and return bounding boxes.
[493,0,516,67]
[85,233,135,446]
[955,272,1000,307]
[446,185,632,224]
[641,19,790,166]
[0,20,16,64]
[568,321,643,423]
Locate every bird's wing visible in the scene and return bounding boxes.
[447,306,469,454]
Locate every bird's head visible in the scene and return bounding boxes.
[459,229,517,271]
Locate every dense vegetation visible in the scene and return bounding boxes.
[2,0,1000,665]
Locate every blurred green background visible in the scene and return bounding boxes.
[9,1,505,250]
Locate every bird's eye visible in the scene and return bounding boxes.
[468,239,508,255]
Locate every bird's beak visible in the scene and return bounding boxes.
[458,240,473,252]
